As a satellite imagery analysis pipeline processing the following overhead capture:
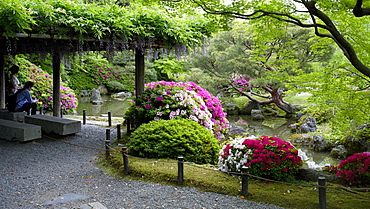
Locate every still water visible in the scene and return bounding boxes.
[76,96,340,169]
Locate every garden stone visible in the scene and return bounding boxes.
[296,168,347,185]
[90,89,103,105]
[263,108,279,116]
[343,135,368,155]
[44,193,88,205]
[112,92,132,101]
[290,134,313,146]
[296,112,304,120]
[342,124,370,155]
[289,124,298,133]
[240,101,261,115]
[80,97,89,103]
[79,90,89,96]
[97,84,109,95]
[227,123,249,136]
[330,145,348,159]
[309,135,327,152]
[223,102,240,115]
[299,116,317,133]
[251,109,264,120]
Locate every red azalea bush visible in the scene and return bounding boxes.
[335,152,370,187]
[219,135,303,181]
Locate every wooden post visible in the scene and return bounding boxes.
[135,49,144,128]
[117,124,121,139]
[52,52,61,117]
[177,156,184,185]
[318,177,326,209]
[122,147,129,175]
[0,52,5,109]
[135,49,145,97]
[105,129,111,159]
[108,111,111,127]
[83,109,86,125]
[241,166,249,196]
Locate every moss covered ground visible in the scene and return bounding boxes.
[97,147,370,209]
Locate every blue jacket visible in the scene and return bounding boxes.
[15,89,34,110]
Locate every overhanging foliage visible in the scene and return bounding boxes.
[0,0,216,51]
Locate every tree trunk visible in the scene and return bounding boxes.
[230,83,297,115]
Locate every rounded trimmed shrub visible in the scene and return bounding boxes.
[218,135,303,181]
[336,152,370,187]
[128,118,220,165]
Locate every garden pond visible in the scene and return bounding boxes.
[75,95,340,169]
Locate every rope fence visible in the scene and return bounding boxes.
[103,141,370,209]
[53,110,370,209]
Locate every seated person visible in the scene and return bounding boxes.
[15,81,38,115]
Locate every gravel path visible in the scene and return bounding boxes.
[0,124,285,209]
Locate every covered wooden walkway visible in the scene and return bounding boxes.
[0,34,173,117]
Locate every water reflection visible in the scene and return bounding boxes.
[76,95,130,117]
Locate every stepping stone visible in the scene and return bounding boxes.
[44,193,88,205]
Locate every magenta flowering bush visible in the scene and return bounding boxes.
[124,81,228,139]
[23,65,78,113]
[335,152,370,187]
[230,73,253,91]
[92,66,124,86]
[219,135,303,181]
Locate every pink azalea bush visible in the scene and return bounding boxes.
[231,73,253,91]
[23,65,78,113]
[124,81,228,139]
[219,135,303,181]
[92,66,125,86]
[335,152,370,187]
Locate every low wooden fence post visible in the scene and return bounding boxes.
[117,124,121,139]
[108,111,111,127]
[105,129,110,159]
[83,109,86,125]
[178,156,184,185]
[241,166,249,196]
[122,147,129,175]
[318,176,326,209]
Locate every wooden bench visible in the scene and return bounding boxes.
[25,115,81,136]
[0,119,41,142]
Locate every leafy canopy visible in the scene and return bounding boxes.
[0,0,219,46]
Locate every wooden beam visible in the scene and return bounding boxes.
[0,52,5,109]
[52,52,61,117]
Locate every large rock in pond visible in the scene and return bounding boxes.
[342,124,370,155]
[251,109,264,120]
[240,101,261,115]
[79,90,89,97]
[223,102,240,115]
[290,134,313,146]
[226,123,249,136]
[90,89,103,105]
[330,145,348,159]
[300,116,317,133]
[97,84,109,95]
[112,92,132,101]
[309,135,327,152]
